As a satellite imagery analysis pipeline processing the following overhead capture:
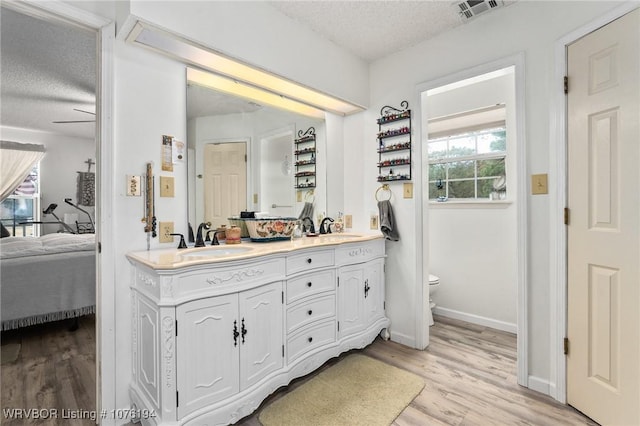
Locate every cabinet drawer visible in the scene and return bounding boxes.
[286,269,335,304]
[287,320,336,364]
[286,249,334,275]
[286,294,335,334]
[335,239,385,266]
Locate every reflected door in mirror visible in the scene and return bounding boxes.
[204,143,247,228]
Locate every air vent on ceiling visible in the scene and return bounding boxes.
[456,0,504,20]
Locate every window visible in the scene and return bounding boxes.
[0,165,40,236]
[428,127,506,201]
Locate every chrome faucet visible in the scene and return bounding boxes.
[319,217,334,234]
[301,217,315,234]
[195,222,211,247]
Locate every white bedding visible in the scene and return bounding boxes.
[0,233,96,330]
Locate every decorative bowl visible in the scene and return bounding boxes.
[242,217,297,242]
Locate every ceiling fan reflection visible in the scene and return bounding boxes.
[52,108,95,124]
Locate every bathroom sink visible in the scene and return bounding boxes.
[180,246,254,259]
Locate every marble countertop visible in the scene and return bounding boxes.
[126,233,383,270]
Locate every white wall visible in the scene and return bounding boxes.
[358,0,627,394]
[427,71,518,331]
[0,127,95,234]
[127,0,370,108]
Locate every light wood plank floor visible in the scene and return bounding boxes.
[239,315,597,426]
[1,315,96,426]
[1,315,597,425]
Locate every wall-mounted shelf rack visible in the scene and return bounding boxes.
[377,101,411,182]
[295,126,316,189]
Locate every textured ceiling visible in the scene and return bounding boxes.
[1,1,490,140]
[1,7,96,140]
[268,1,465,62]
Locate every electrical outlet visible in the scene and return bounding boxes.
[344,215,352,229]
[126,175,141,196]
[403,182,413,199]
[159,222,174,243]
[370,214,378,230]
[159,176,175,197]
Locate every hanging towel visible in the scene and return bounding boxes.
[298,201,314,220]
[378,200,399,241]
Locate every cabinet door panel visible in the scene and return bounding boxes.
[364,259,385,324]
[338,265,365,338]
[177,295,239,418]
[239,281,284,390]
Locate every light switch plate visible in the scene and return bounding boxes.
[370,214,378,230]
[403,182,413,199]
[126,175,141,196]
[159,176,175,197]
[344,215,353,229]
[531,174,548,195]
[253,193,258,204]
[159,222,174,243]
[296,191,302,202]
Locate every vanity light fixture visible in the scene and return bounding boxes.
[125,20,364,116]
[187,67,325,119]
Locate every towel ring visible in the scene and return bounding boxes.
[305,189,315,202]
[375,184,392,201]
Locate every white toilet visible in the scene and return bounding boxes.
[426,274,440,327]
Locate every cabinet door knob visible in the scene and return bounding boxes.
[308,337,313,343]
[307,282,312,287]
[308,310,313,315]
[307,258,312,264]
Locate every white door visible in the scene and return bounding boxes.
[567,8,639,425]
[203,143,247,228]
[238,281,284,390]
[176,295,240,418]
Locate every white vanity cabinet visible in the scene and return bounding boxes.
[127,236,389,426]
[176,281,283,418]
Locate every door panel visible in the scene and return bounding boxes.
[204,143,247,228]
[338,265,364,338]
[238,281,283,390]
[177,295,239,418]
[567,8,639,425]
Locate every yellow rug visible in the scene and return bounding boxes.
[259,353,424,426]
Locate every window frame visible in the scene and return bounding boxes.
[1,163,41,237]
[427,126,507,202]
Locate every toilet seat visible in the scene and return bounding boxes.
[428,274,440,285]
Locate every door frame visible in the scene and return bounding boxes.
[3,0,116,420]
[551,1,639,404]
[415,52,528,386]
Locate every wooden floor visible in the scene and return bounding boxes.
[1,315,96,426]
[240,315,597,426]
[1,315,597,426]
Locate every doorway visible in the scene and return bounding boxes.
[260,129,295,217]
[0,1,114,420]
[418,53,527,385]
[566,7,639,425]
[203,142,248,228]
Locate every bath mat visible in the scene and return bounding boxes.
[1,343,21,364]
[258,353,424,426]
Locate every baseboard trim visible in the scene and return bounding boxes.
[433,307,517,334]
[528,375,552,396]
[390,330,416,349]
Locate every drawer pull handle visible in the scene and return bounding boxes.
[308,337,313,343]
[241,318,247,344]
[307,282,312,287]
[233,320,239,346]
[307,258,312,264]
[308,310,313,315]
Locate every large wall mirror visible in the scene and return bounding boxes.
[186,68,327,233]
